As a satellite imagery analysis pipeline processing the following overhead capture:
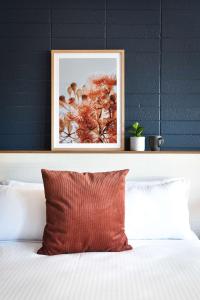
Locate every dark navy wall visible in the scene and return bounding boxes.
[0,0,200,150]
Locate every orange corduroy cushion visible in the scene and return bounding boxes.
[38,169,132,255]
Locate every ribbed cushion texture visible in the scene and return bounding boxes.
[38,169,132,255]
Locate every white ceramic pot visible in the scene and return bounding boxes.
[130,137,145,151]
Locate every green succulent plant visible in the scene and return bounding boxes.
[128,122,144,137]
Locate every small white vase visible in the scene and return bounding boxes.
[130,137,145,151]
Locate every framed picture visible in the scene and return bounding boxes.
[51,50,124,151]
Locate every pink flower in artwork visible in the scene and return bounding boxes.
[59,75,117,144]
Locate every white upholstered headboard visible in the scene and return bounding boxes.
[0,153,200,237]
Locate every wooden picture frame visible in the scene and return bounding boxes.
[51,50,125,151]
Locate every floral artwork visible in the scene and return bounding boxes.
[59,75,117,144]
[52,50,124,151]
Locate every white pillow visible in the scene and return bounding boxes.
[0,181,45,241]
[0,180,42,187]
[125,178,198,240]
[0,178,198,241]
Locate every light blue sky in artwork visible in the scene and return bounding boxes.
[59,58,116,97]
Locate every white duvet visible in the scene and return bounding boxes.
[1,240,200,300]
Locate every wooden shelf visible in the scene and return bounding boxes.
[0,150,200,154]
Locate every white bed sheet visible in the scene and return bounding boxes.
[1,240,200,300]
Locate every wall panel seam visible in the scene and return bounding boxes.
[159,0,162,135]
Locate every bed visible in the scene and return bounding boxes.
[1,153,200,300]
[1,239,200,300]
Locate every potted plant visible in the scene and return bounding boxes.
[128,122,145,151]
